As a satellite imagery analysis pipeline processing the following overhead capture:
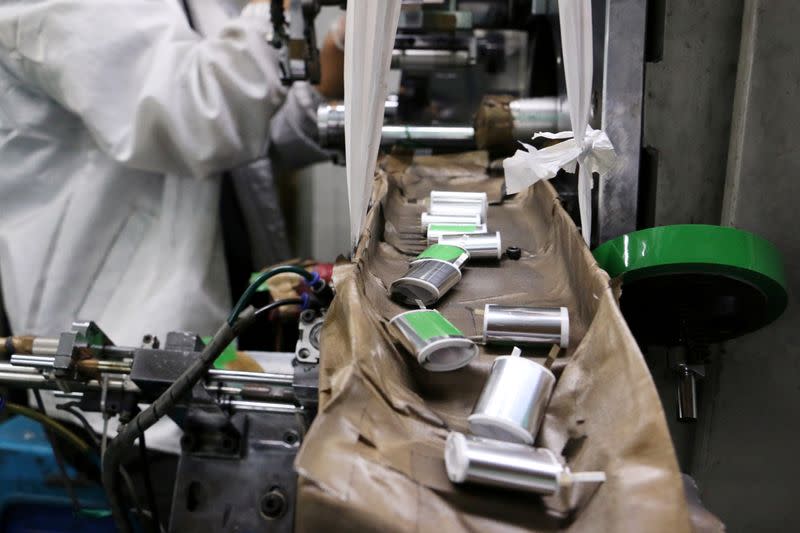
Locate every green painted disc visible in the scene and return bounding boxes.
[593,225,787,343]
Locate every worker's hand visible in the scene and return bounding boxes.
[316,14,345,99]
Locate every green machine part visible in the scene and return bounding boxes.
[593,225,787,343]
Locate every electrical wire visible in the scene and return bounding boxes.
[138,432,163,533]
[228,265,315,325]
[103,308,259,533]
[31,389,81,513]
[6,402,91,455]
[104,296,311,531]
[254,298,304,320]
[56,402,154,530]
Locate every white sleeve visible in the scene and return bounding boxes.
[12,0,288,178]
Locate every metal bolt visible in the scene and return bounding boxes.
[283,430,300,446]
[260,489,287,519]
[300,310,316,324]
[298,349,310,360]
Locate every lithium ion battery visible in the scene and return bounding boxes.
[420,212,482,229]
[445,432,606,495]
[483,304,570,348]
[468,349,556,444]
[427,223,488,245]
[438,232,502,260]
[390,309,478,371]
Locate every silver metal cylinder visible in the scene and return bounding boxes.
[391,48,474,70]
[445,432,563,494]
[428,201,485,220]
[10,354,55,370]
[32,337,59,355]
[382,125,476,148]
[390,259,462,307]
[225,399,304,414]
[483,305,569,348]
[421,212,481,229]
[468,354,556,444]
[510,97,576,140]
[429,191,488,221]
[389,310,477,372]
[438,232,502,260]
[427,223,488,245]
[207,369,294,386]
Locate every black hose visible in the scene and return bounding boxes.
[138,432,163,532]
[102,307,258,533]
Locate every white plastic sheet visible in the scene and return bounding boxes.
[344,0,402,249]
[503,0,616,244]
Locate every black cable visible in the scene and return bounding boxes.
[103,308,258,533]
[32,389,82,513]
[254,298,303,320]
[138,432,163,533]
[55,402,154,528]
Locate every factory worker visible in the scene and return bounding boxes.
[0,0,345,347]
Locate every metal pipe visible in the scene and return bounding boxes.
[10,354,55,369]
[32,337,60,355]
[8,355,294,386]
[0,362,43,375]
[391,48,473,69]
[77,359,133,375]
[207,369,294,386]
[509,97,573,140]
[382,125,475,147]
[226,400,304,414]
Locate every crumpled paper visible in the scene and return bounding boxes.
[344,0,402,249]
[503,0,617,244]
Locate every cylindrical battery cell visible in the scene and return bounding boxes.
[390,259,462,306]
[429,191,488,221]
[468,353,556,444]
[427,223,488,245]
[411,244,470,268]
[445,432,563,494]
[420,212,482,229]
[390,310,478,371]
[483,305,570,348]
[429,201,485,220]
[438,232,502,260]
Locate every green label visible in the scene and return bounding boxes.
[416,244,467,262]
[404,311,462,341]
[429,224,479,232]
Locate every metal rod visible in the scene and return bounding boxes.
[0,362,43,374]
[381,125,476,147]
[226,400,304,414]
[207,369,294,386]
[10,354,56,369]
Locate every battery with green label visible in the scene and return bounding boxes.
[390,309,478,371]
[391,245,468,306]
[421,212,482,229]
[412,244,470,267]
[427,223,488,245]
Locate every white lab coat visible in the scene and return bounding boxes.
[0,0,325,346]
[0,0,328,451]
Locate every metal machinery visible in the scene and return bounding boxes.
[316,0,647,247]
[0,305,326,532]
[0,1,653,531]
[594,225,788,422]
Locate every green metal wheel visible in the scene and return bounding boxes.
[593,225,787,344]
